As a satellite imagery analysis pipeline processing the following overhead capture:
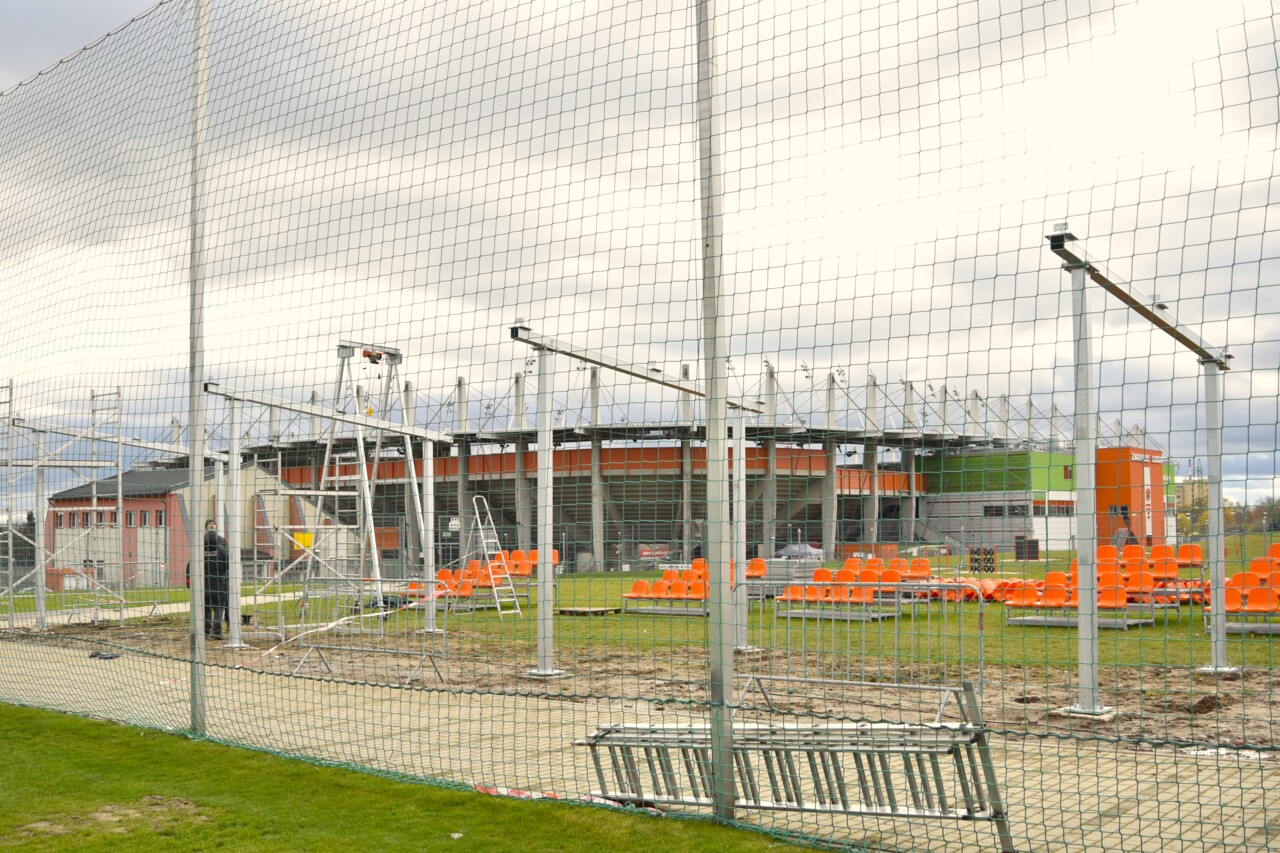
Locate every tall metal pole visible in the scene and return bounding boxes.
[590,368,606,572]
[529,347,562,676]
[225,398,246,648]
[1200,361,1235,673]
[187,0,210,736]
[733,408,748,649]
[3,381,12,630]
[115,389,124,625]
[697,0,735,820]
[680,363,694,562]
[1068,261,1107,715]
[513,372,532,553]
[822,374,838,558]
[762,364,777,561]
[33,433,47,630]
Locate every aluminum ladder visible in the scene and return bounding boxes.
[472,495,521,618]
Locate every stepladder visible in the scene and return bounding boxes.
[472,495,522,617]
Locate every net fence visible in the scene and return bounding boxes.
[1,0,1278,850]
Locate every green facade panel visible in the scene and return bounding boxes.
[920,450,1075,494]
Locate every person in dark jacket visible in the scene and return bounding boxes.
[188,519,231,639]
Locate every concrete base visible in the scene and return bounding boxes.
[523,669,566,679]
[557,606,622,616]
[1049,705,1118,722]
[776,608,899,622]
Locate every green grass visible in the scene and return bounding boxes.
[0,702,814,852]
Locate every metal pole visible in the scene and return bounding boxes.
[529,347,562,676]
[115,390,124,625]
[680,364,693,561]
[762,364,776,561]
[349,383,383,607]
[3,381,12,630]
[225,398,246,648]
[733,407,748,649]
[423,438,437,633]
[590,368,606,572]
[1200,361,1236,673]
[401,380,432,632]
[187,0,210,736]
[513,372,532,553]
[455,378,470,559]
[822,373,838,558]
[1069,262,1107,715]
[34,434,47,630]
[697,0,735,820]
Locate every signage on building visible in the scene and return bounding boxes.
[638,543,671,559]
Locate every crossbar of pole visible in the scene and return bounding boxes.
[9,418,229,462]
[204,383,450,442]
[1046,232,1231,370]
[510,326,763,414]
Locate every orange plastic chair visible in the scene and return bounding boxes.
[1121,545,1145,562]
[1005,584,1040,608]
[842,558,863,573]
[510,549,527,563]
[858,568,879,585]
[1097,545,1118,562]
[1121,557,1148,579]
[686,581,707,601]
[1242,587,1280,614]
[691,558,708,575]
[879,568,902,591]
[661,569,679,582]
[1227,572,1263,590]
[1125,571,1156,602]
[551,549,560,566]
[623,579,651,600]
[777,585,803,603]
[1177,544,1203,567]
[668,580,688,599]
[651,580,671,599]
[511,560,533,578]
[803,586,822,604]
[848,586,875,606]
[1149,544,1173,562]
[1270,572,1280,590]
[865,558,885,573]
[1150,559,1180,583]
[829,585,851,603]
[529,549,539,564]
[1038,584,1068,608]
[908,558,932,580]
[455,581,474,599]
[887,558,909,575]
[834,568,856,584]
[1045,571,1068,588]
[746,558,767,579]
[681,569,698,583]
[1269,543,1280,560]
[812,567,834,584]
[1097,587,1129,611]
[1098,571,1124,590]
[437,568,455,583]
[1250,558,1275,581]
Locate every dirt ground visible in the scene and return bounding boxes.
[34,617,1280,752]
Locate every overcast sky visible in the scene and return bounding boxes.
[0,0,1276,505]
[0,1,157,92]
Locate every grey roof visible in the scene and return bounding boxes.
[51,467,212,502]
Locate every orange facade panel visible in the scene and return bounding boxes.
[1095,447,1168,546]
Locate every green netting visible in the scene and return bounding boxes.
[2,1,1279,851]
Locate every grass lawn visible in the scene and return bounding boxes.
[0,702,815,852]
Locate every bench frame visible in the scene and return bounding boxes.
[576,681,1015,852]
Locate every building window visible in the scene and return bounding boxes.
[1048,502,1075,517]
[96,511,105,526]
[1063,466,1073,480]
[82,512,90,527]
[1008,505,1029,517]
[109,512,117,525]
[983,505,1006,518]
[140,511,150,527]
[126,512,134,528]
[155,510,166,528]
[55,513,64,528]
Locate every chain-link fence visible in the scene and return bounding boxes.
[2,1,1279,850]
